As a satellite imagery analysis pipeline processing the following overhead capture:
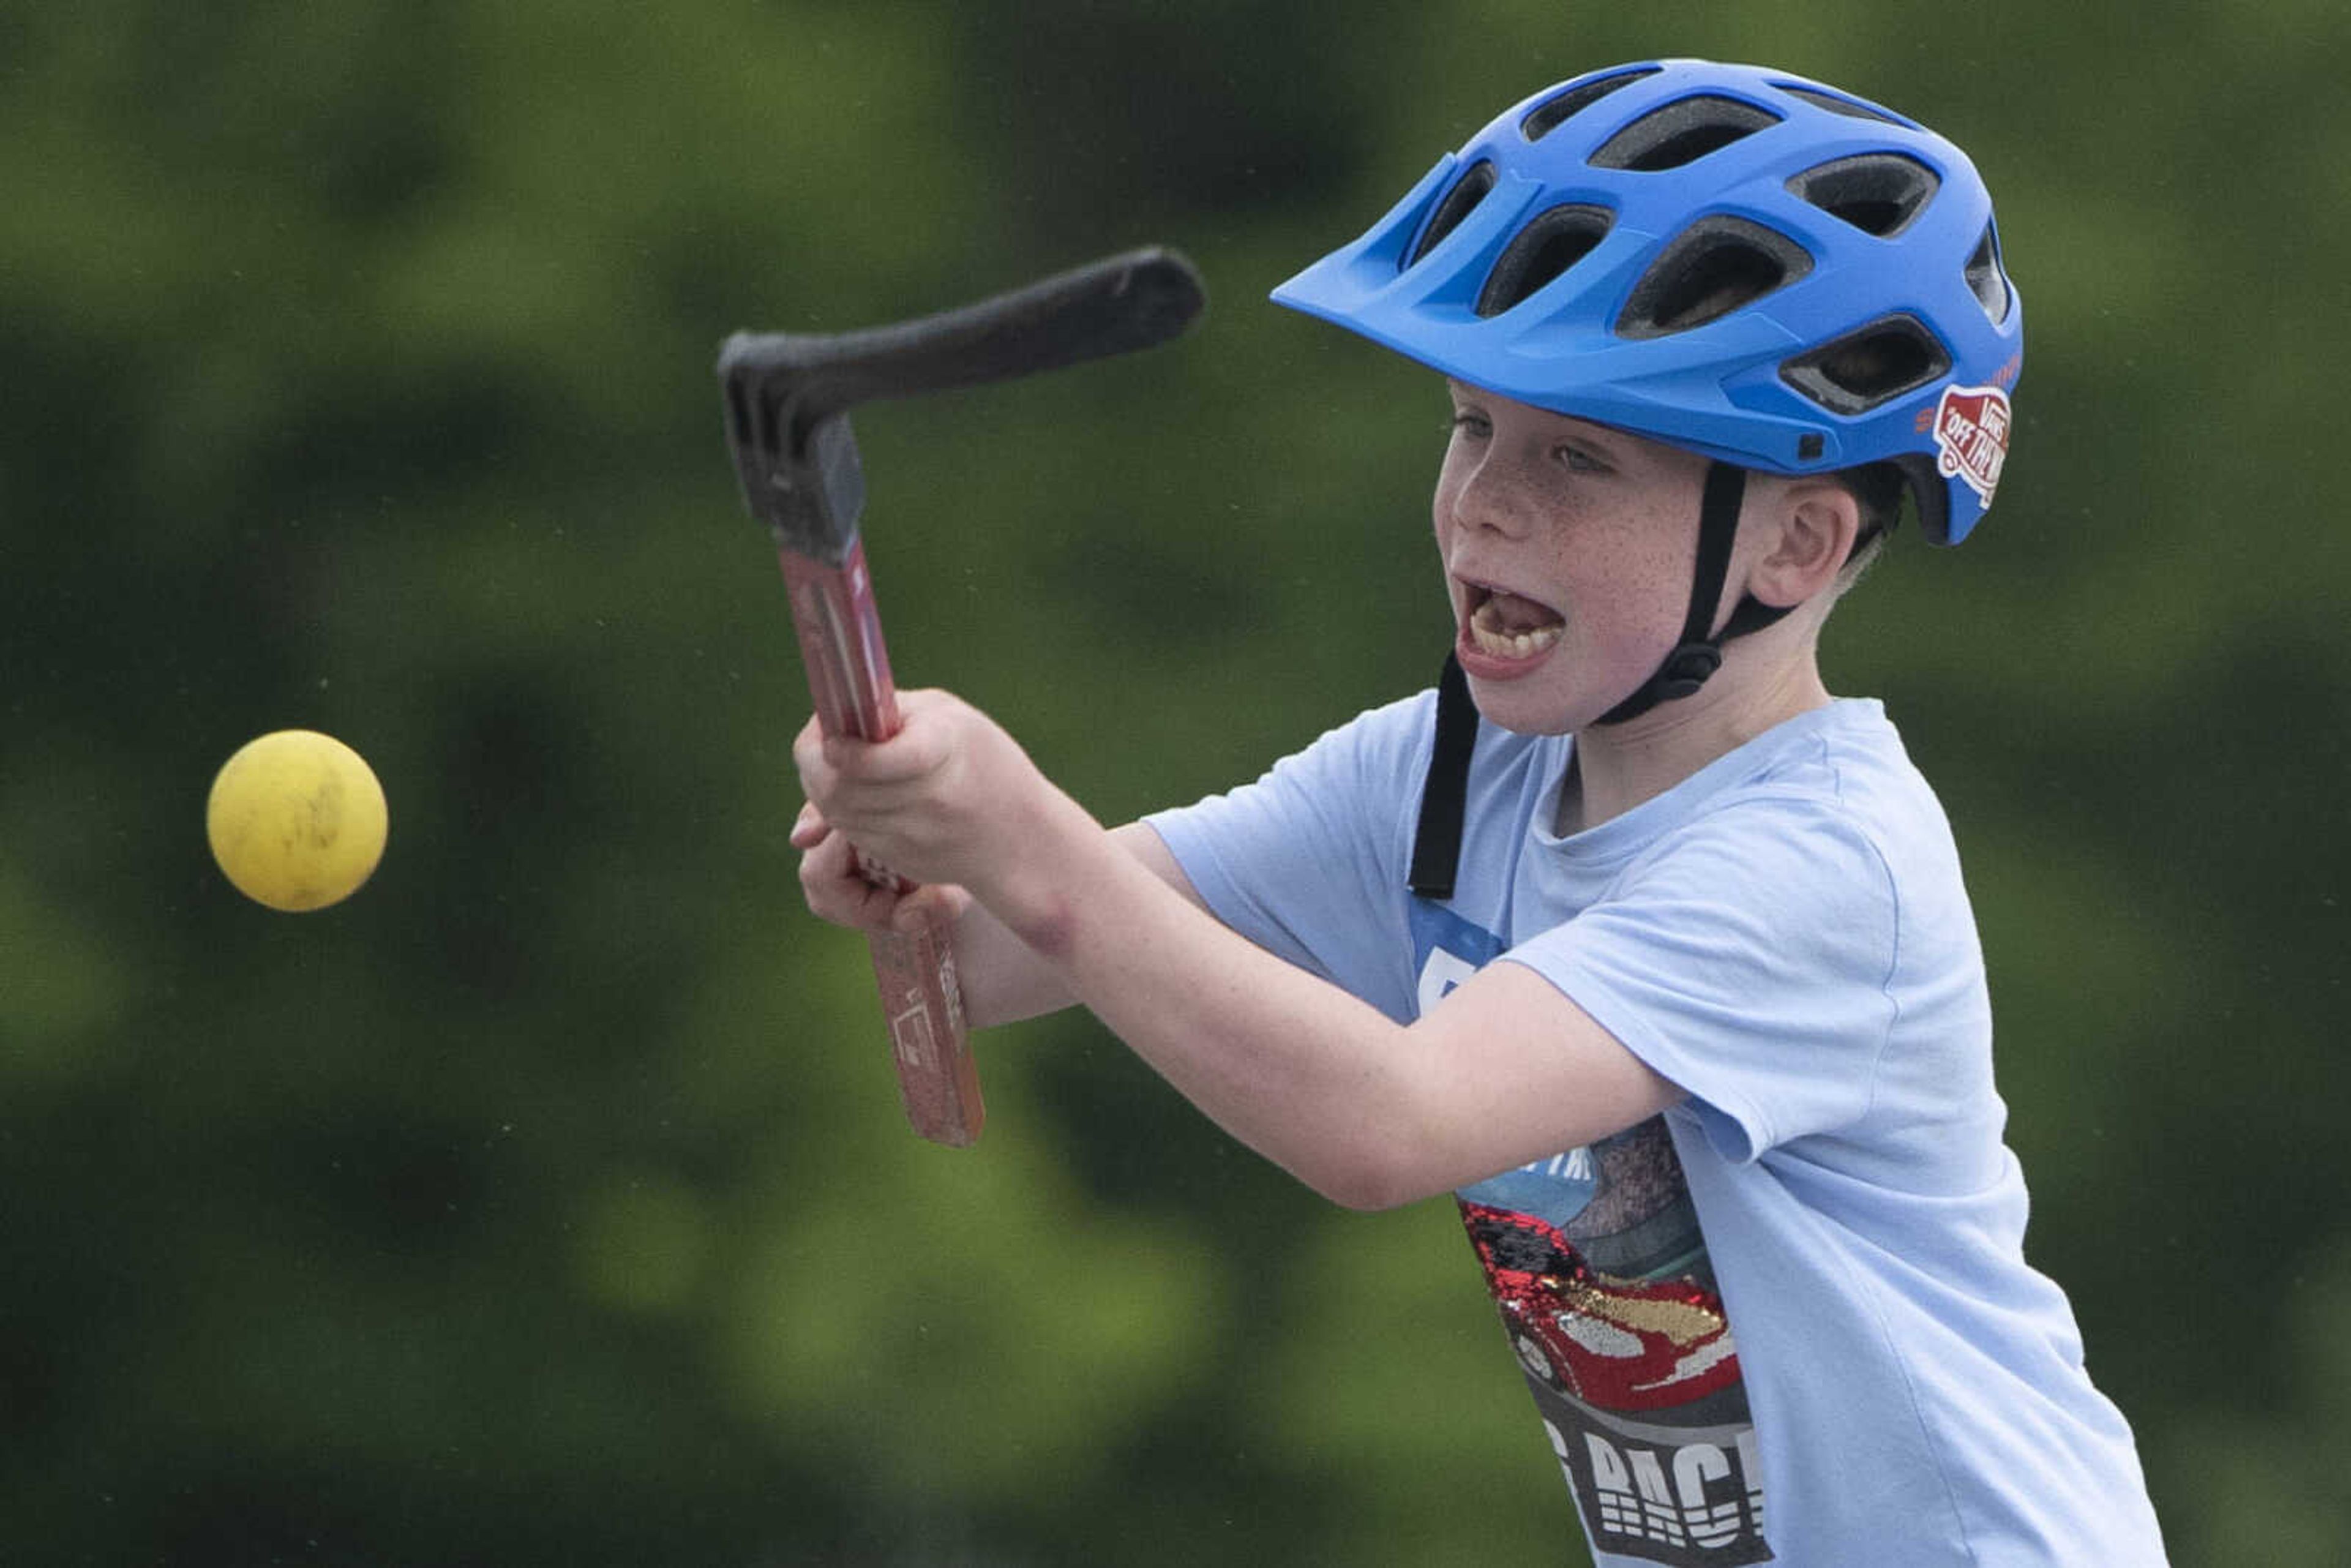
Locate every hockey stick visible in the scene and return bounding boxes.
[719,247,1207,1146]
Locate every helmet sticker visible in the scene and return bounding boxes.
[1932,383,2011,504]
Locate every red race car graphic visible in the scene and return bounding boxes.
[1460,1201,1741,1414]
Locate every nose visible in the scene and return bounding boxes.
[1443,447,1542,542]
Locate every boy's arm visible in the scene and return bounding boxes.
[797,692,1682,1209]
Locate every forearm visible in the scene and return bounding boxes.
[977,790,1427,1209]
[951,820,1201,1029]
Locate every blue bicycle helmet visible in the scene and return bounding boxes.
[1274,59,2022,550]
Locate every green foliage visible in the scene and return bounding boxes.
[4,3,2344,1562]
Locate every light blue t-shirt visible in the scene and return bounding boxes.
[1147,693,2167,1567]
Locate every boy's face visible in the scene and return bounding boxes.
[1434,380,1722,735]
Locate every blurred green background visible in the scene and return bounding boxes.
[4,2,2345,1563]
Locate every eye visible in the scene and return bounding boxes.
[1555,443,1611,475]
[1448,409,1492,440]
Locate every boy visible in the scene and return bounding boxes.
[791,59,2169,1566]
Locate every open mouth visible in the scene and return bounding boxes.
[1463,583,1566,661]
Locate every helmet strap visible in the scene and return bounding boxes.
[1595,461,1791,726]
[1408,651,1478,899]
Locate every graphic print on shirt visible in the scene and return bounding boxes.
[1414,905,1769,1566]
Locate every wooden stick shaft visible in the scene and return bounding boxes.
[779,541,984,1147]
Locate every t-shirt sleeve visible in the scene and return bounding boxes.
[1142,692,1431,1020]
[1504,795,1903,1163]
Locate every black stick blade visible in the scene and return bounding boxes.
[720,247,1206,561]
[721,247,1205,423]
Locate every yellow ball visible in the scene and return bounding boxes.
[206,730,389,912]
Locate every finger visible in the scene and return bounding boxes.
[821,710,948,784]
[789,800,829,850]
[891,880,973,934]
[799,831,903,931]
[792,716,838,794]
[796,826,852,899]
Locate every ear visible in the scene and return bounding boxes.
[1746,478,1861,609]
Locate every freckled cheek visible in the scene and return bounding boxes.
[1578,533,1693,661]
[1615,547,1686,617]
[1531,512,1671,631]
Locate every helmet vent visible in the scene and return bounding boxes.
[1521,67,1660,142]
[1618,217,1812,338]
[1406,160,1498,269]
[1771,84,1908,126]
[1965,223,2012,322]
[1590,95,1783,172]
[1476,204,1613,317]
[1786,154,1940,237]
[1780,315,1952,415]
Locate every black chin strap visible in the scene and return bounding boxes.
[1595,462,1791,726]
[1409,460,1796,901]
[1408,651,1477,899]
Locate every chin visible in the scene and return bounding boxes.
[1461,673,1588,737]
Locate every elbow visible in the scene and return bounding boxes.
[1300,1144,1445,1214]
[1289,1074,1461,1212]
[1324,1181,1419,1215]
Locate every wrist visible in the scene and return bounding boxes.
[972,782,1111,962]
